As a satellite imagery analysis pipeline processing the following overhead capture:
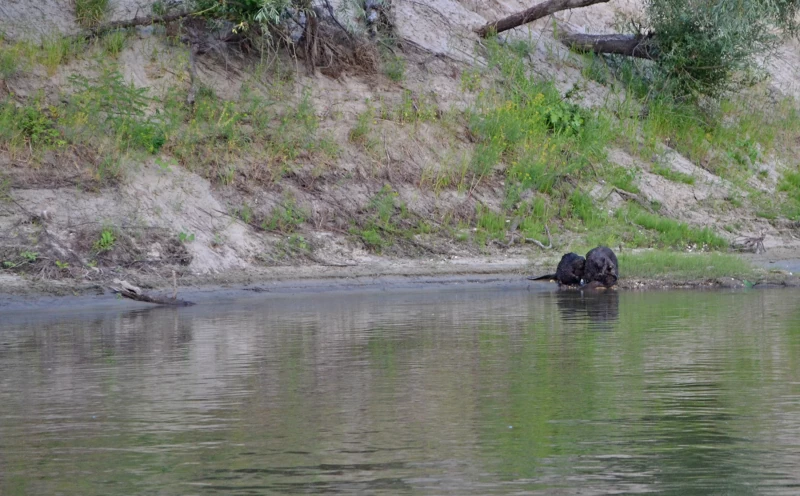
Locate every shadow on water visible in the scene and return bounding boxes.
[555,290,619,331]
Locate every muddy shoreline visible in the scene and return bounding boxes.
[2,253,800,313]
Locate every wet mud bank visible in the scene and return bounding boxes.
[3,254,800,314]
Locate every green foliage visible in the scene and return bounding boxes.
[622,204,727,249]
[101,29,128,57]
[469,39,608,195]
[645,0,800,98]
[382,48,405,82]
[349,106,374,144]
[191,0,293,31]
[651,163,695,185]
[74,0,109,27]
[263,196,307,233]
[605,165,640,193]
[178,231,196,243]
[68,68,165,153]
[0,45,20,79]
[40,35,85,74]
[351,185,409,252]
[94,228,116,252]
[619,251,756,279]
[476,205,507,243]
[237,203,255,225]
[777,169,800,220]
[570,190,606,228]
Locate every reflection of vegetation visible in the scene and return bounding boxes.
[1,290,799,493]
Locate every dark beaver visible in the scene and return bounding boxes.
[583,246,618,287]
[528,252,585,287]
[555,252,585,286]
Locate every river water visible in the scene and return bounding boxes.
[2,286,800,495]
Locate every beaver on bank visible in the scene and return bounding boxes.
[582,246,618,288]
[529,252,585,287]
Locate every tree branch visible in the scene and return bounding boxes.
[558,32,657,60]
[476,0,610,38]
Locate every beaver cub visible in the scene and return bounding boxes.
[583,246,618,288]
[529,252,585,287]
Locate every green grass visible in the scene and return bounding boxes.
[74,0,109,27]
[651,163,695,185]
[622,205,728,249]
[100,29,128,57]
[619,251,757,280]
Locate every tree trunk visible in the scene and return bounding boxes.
[558,32,657,60]
[476,0,610,38]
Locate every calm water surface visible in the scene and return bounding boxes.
[2,287,800,495]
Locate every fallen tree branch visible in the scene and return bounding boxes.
[84,10,194,39]
[476,0,610,38]
[111,279,195,306]
[558,32,657,60]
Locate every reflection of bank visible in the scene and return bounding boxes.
[556,290,619,331]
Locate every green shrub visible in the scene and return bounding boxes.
[646,0,800,99]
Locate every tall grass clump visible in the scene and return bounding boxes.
[74,0,110,27]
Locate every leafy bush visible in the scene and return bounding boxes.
[646,0,800,98]
[190,0,294,31]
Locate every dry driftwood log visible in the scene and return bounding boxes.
[111,278,195,306]
[558,32,657,59]
[476,0,610,37]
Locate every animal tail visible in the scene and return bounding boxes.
[527,273,557,281]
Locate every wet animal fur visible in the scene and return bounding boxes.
[529,252,585,287]
[583,246,618,288]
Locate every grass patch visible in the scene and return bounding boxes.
[100,29,128,57]
[74,0,109,27]
[619,251,757,280]
[651,163,695,185]
[622,205,727,249]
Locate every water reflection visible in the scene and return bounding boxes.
[1,288,800,495]
[555,290,619,331]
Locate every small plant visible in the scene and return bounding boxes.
[263,196,307,233]
[101,29,128,57]
[0,45,20,79]
[178,231,196,243]
[349,106,374,144]
[237,203,254,225]
[55,260,69,270]
[21,251,38,262]
[381,45,405,82]
[94,227,116,253]
[155,156,176,173]
[74,0,109,27]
